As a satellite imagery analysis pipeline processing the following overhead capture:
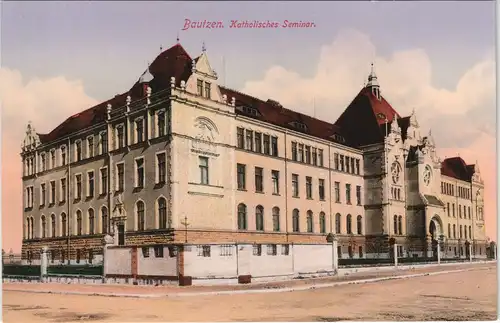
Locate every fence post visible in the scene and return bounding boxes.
[103,234,114,280]
[437,240,441,264]
[469,244,473,262]
[332,237,338,272]
[393,243,398,268]
[40,246,48,282]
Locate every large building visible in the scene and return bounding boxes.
[20,42,487,264]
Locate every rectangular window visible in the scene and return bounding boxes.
[50,181,56,204]
[356,185,362,205]
[272,170,279,195]
[100,132,108,154]
[39,154,46,172]
[197,245,211,257]
[154,246,164,258]
[87,137,94,158]
[345,156,350,173]
[142,247,150,258]
[100,168,108,195]
[75,174,82,199]
[305,146,311,164]
[116,163,124,191]
[116,125,125,149]
[306,176,312,199]
[271,136,278,156]
[157,111,166,137]
[339,155,344,171]
[452,203,455,217]
[254,132,262,153]
[197,79,203,96]
[40,183,46,206]
[355,159,360,175]
[136,119,144,143]
[312,147,317,166]
[237,164,246,190]
[236,127,244,149]
[199,156,209,185]
[334,153,339,170]
[50,150,56,168]
[346,183,351,204]
[281,244,290,256]
[351,158,355,174]
[75,141,82,161]
[267,244,277,256]
[319,179,325,200]
[292,174,299,197]
[255,167,263,192]
[60,178,66,202]
[291,142,298,161]
[204,81,211,99]
[157,153,166,184]
[298,144,304,162]
[61,147,67,166]
[245,130,253,151]
[318,149,324,167]
[88,171,94,197]
[263,134,270,155]
[135,158,144,188]
[334,181,340,203]
[253,244,262,256]
[220,245,233,256]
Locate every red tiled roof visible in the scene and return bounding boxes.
[441,157,474,182]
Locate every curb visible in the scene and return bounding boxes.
[3,265,491,299]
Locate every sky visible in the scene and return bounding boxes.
[1,1,496,252]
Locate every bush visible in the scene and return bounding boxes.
[47,264,103,276]
[3,264,41,277]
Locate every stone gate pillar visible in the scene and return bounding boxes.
[40,246,48,282]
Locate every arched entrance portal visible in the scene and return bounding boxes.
[429,216,443,259]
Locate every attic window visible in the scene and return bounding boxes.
[237,106,259,117]
[290,121,308,132]
[331,134,345,143]
[266,99,283,109]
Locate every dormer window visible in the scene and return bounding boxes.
[373,87,381,100]
[197,79,203,96]
[204,82,211,99]
[238,106,260,117]
[331,134,345,143]
[290,121,307,132]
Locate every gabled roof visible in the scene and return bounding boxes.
[441,156,474,182]
[334,87,401,147]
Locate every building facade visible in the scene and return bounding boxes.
[20,43,488,264]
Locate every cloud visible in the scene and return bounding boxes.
[242,29,496,240]
[0,68,98,252]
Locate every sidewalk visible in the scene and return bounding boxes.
[3,262,494,298]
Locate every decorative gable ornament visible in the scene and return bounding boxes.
[22,122,41,152]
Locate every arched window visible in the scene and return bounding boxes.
[255,205,264,231]
[292,209,300,232]
[468,226,472,240]
[306,210,313,233]
[346,214,352,234]
[101,207,108,234]
[61,213,67,237]
[393,215,398,235]
[41,215,46,238]
[158,197,167,229]
[335,213,341,234]
[398,216,403,235]
[30,217,34,238]
[25,218,29,239]
[237,203,247,230]
[51,214,56,237]
[76,210,83,235]
[88,209,95,235]
[272,207,280,232]
[319,212,326,234]
[459,225,463,239]
[448,223,451,237]
[356,215,362,235]
[136,201,145,231]
[453,224,456,238]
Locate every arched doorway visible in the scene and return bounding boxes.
[429,216,443,259]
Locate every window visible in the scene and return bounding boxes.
[358,246,364,258]
[255,167,263,192]
[254,132,262,153]
[245,130,253,151]
[339,155,344,171]
[50,150,56,168]
[116,163,124,191]
[334,153,339,169]
[87,137,94,158]
[356,186,362,205]
[51,214,56,237]
[101,207,108,234]
[306,176,312,199]
[157,153,166,184]
[40,153,46,172]
[40,183,46,206]
[100,168,108,195]
[334,182,340,203]
[267,244,277,256]
[398,216,403,235]
[318,149,324,167]
[351,158,355,175]
[61,213,67,237]
[346,214,352,234]
[319,179,325,200]
[468,207,471,219]
[75,141,82,161]
[312,148,317,165]
[76,210,83,235]
[100,132,108,154]
[271,170,280,194]
[255,205,264,231]
[345,156,350,173]
[75,174,82,199]
[61,146,67,166]
[237,203,247,230]
[158,197,167,229]
[199,156,209,185]
[291,142,297,161]
[263,134,270,155]
[87,171,94,197]
[305,146,311,164]
[154,246,164,258]
[137,201,145,231]
[142,247,150,258]
[50,181,56,204]
[453,224,456,238]
[236,127,244,149]
[204,81,211,99]
[135,158,144,188]
[253,244,262,256]
[469,226,472,239]
[306,211,313,233]
[116,125,125,149]
[157,111,166,137]
[447,203,450,217]
[281,244,290,255]
[292,174,299,197]
[198,245,211,257]
[298,144,304,162]
[88,209,95,235]
[292,209,300,232]
[335,213,341,234]
[337,246,342,258]
[452,203,455,217]
[459,225,463,239]
[357,215,362,234]
[319,212,326,233]
[448,223,451,237]
[41,215,46,238]
[76,249,81,264]
[272,207,280,231]
[236,164,246,190]
[271,136,278,156]
[136,119,144,143]
[345,184,351,204]
[393,215,398,235]
[459,204,462,218]
[197,79,203,96]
